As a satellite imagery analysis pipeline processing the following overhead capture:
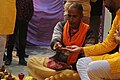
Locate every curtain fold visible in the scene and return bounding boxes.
[27,0,64,46]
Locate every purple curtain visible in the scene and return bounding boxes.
[27,0,64,46]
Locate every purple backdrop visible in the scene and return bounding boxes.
[27,0,64,46]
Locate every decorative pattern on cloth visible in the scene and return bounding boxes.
[63,21,90,64]
[27,56,81,80]
[47,58,72,71]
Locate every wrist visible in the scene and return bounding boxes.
[53,42,62,50]
[79,47,84,53]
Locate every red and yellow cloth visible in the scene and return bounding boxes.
[27,56,80,80]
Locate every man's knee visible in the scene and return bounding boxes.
[76,57,92,67]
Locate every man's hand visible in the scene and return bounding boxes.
[53,42,62,50]
[53,43,84,54]
[65,45,83,53]
[53,42,68,52]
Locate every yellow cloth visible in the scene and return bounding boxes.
[0,0,16,35]
[44,70,80,80]
[83,9,120,73]
[27,56,80,80]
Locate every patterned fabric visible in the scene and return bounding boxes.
[27,56,80,80]
[16,0,34,22]
[47,58,72,71]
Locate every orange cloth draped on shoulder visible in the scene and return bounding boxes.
[63,21,90,64]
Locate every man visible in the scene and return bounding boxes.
[65,0,120,79]
[27,3,95,80]
[64,0,91,24]
[5,0,34,66]
[0,0,16,67]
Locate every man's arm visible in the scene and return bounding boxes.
[83,29,95,46]
[50,21,65,50]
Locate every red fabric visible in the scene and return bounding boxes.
[63,21,90,64]
[47,58,72,71]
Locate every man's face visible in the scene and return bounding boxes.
[67,7,82,29]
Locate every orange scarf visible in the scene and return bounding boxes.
[63,21,90,64]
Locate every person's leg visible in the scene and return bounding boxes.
[76,57,92,80]
[0,35,6,67]
[5,22,18,65]
[5,35,16,65]
[87,60,110,80]
[16,20,28,65]
[87,60,120,80]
